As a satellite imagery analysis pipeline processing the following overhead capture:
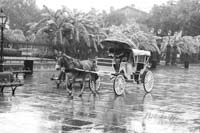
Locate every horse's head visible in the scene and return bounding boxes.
[55,54,75,71]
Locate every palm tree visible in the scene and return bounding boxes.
[27,6,104,58]
[64,7,107,56]
[27,6,73,46]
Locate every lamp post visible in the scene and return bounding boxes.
[0,9,8,72]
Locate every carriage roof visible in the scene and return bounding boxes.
[132,49,151,56]
[101,37,137,49]
[100,38,150,56]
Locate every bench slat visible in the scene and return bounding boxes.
[0,82,23,87]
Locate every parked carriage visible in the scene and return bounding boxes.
[89,38,154,95]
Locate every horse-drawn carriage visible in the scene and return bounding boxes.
[89,38,154,95]
[54,38,154,97]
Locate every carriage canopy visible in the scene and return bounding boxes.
[132,49,151,56]
[100,37,150,57]
[100,36,138,49]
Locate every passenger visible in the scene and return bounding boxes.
[121,57,127,62]
[113,52,124,72]
[128,52,134,65]
[126,51,133,79]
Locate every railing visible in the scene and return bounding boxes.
[3,56,56,72]
[96,58,116,75]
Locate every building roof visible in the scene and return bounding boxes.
[118,6,148,16]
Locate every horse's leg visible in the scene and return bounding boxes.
[90,73,97,94]
[65,73,70,92]
[78,73,87,97]
[69,74,76,99]
[65,73,72,95]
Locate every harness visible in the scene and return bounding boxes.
[72,59,83,69]
[58,54,94,72]
[60,55,83,71]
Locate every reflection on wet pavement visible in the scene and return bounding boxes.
[0,65,200,133]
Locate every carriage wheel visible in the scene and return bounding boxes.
[89,77,101,93]
[142,71,154,93]
[113,74,125,96]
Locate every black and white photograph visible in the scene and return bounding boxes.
[0,0,200,133]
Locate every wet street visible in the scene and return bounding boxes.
[0,65,200,133]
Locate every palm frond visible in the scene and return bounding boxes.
[43,5,54,17]
[46,19,57,26]
[41,13,51,17]
[62,23,74,31]
[37,26,50,34]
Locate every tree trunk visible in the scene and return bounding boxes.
[165,44,171,65]
[171,45,177,65]
[184,53,190,69]
[59,30,63,45]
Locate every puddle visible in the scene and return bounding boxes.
[62,125,81,131]
[64,119,93,126]
[48,115,61,121]
[0,67,200,133]
[103,126,128,133]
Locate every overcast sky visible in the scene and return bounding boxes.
[36,0,169,13]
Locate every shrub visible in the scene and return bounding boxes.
[0,48,22,56]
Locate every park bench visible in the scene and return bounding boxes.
[0,72,24,95]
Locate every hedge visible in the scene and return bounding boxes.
[0,48,22,56]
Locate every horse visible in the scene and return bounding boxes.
[55,53,98,98]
